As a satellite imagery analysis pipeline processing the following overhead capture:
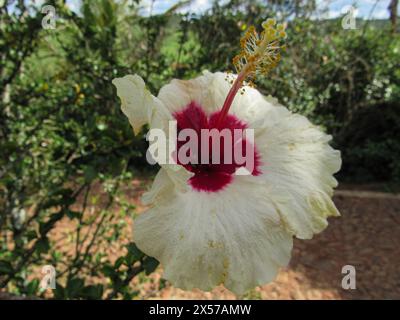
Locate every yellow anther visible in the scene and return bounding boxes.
[279,31,287,39]
[265,27,275,38]
[262,18,276,29]
[248,25,256,33]
[232,17,286,82]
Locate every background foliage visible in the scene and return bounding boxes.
[0,0,399,299]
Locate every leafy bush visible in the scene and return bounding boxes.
[1,0,156,299]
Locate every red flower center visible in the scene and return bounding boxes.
[174,101,261,192]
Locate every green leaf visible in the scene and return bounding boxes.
[143,256,159,275]
[102,265,117,278]
[35,237,50,254]
[26,279,40,295]
[39,211,64,236]
[114,257,124,269]
[0,261,13,275]
[125,243,144,265]
[66,210,82,220]
[26,230,38,241]
[84,166,97,182]
[53,283,65,299]
[81,284,104,300]
[66,278,85,298]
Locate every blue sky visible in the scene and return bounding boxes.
[129,0,395,18]
[59,0,397,19]
[322,0,394,19]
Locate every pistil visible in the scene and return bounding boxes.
[216,18,286,127]
[216,68,247,127]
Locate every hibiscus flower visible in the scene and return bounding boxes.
[113,19,341,295]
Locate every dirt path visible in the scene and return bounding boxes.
[335,189,400,200]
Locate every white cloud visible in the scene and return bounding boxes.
[190,0,211,11]
[373,8,389,19]
[66,0,80,13]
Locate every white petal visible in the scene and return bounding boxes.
[113,75,193,202]
[112,74,170,134]
[141,166,193,205]
[134,178,292,295]
[157,71,268,122]
[255,107,341,239]
[157,71,215,114]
